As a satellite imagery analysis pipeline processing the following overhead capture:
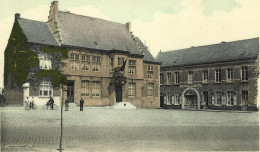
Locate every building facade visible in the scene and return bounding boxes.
[156,38,259,111]
[5,1,160,108]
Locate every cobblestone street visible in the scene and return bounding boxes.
[1,104,259,151]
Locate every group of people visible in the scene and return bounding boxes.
[64,98,84,111]
[24,96,85,111]
[24,96,35,109]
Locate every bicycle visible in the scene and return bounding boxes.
[42,103,58,110]
[25,102,37,110]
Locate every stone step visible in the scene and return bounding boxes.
[112,102,136,109]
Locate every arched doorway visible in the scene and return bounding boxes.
[181,88,200,109]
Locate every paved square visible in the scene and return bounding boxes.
[1,104,259,151]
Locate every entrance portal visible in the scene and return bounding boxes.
[116,85,122,102]
[67,81,74,103]
[184,90,198,109]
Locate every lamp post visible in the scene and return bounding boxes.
[58,84,64,151]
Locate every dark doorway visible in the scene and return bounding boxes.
[67,81,74,103]
[203,91,209,107]
[160,93,164,107]
[116,85,122,102]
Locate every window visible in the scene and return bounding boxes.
[160,73,164,84]
[167,72,171,84]
[70,53,79,70]
[227,91,236,105]
[128,83,135,97]
[110,58,114,72]
[39,79,53,97]
[241,67,248,81]
[188,71,193,84]
[174,92,181,105]
[92,56,101,72]
[81,80,90,96]
[128,60,136,74]
[147,83,154,97]
[147,65,154,79]
[118,57,125,67]
[81,55,90,62]
[227,68,233,82]
[38,53,52,69]
[81,55,90,71]
[215,69,221,82]
[70,54,79,60]
[203,70,208,83]
[242,91,248,104]
[215,91,222,105]
[175,72,179,84]
[91,81,100,97]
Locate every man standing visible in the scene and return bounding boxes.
[80,98,84,111]
[65,98,69,111]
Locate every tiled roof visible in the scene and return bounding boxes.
[133,36,156,62]
[58,11,141,55]
[156,38,259,67]
[18,18,59,46]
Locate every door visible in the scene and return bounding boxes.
[160,93,164,107]
[116,85,122,102]
[203,91,209,107]
[67,81,74,103]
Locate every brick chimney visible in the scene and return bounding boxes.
[47,1,62,44]
[126,22,131,33]
[15,13,20,20]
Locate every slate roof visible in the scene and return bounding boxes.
[133,36,156,62]
[58,11,141,55]
[156,38,259,67]
[18,18,59,46]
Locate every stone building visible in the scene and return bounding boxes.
[5,1,160,108]
[156,38,259,110]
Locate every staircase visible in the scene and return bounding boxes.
[112,102,136,109]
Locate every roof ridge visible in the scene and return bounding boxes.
[160,37,259,54]
[19,18,47,24]
[58,11,126,26]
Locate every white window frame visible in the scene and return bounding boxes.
[91,81,100,97]
[241,66,248,81]
[128,83,136,97]
[215,69,221,83]
[128,60,136,74]
[203,70,208,83]
[227,68,233,82]
[174,92,181,105]
[226,91,235,106]
[175,72,179,84]
[188,71,193,84]
[39,79,53,97]
[92,56,101,72]
[147,64,154,79]
[38,53,52,70]
[167,72,171,84]
[81,80,90,96]
[215,91,222,105]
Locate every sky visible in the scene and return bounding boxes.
[0,0,259,88]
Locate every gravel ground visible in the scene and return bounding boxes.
[0,104,259,151]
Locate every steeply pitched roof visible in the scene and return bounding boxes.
[58,11,141,55]
[156,38,259,67]
[18,18,59,46]
[133,36,156,62]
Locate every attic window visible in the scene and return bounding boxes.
[94,42,98,45]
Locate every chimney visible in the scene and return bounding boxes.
[15,13,20,20]
[126,22,131,32]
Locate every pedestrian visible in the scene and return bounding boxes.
[80,98,84,111]
[49,96,54,110]
[65,98,69,111]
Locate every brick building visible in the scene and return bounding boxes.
[156,38,259,110]
[5,1,160,108]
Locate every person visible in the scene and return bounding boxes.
[65,98,69,111]
[30,97,35,109]
[80,98,84,111]
[48,96,54,110]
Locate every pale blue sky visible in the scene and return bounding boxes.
[0,0,259,88]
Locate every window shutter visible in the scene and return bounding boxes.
[234,91,237,105]
[164,96,167,104]
[221,92,226,105]
[172,94,175,105]
[212,92,215,105]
